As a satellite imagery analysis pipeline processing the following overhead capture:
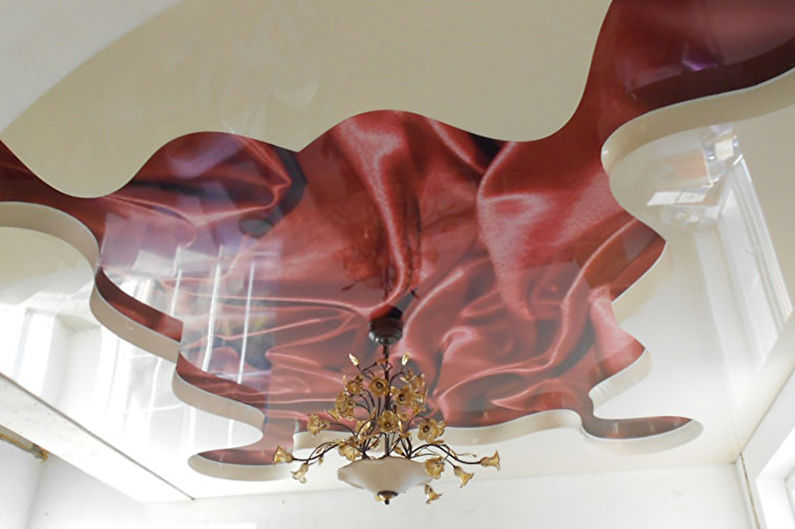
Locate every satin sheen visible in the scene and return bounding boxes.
[0,0,793,466]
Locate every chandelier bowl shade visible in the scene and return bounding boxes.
[338,457,431,502]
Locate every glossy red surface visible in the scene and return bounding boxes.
[0,0,793,466]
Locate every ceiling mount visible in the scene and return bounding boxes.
[368,307,404,346]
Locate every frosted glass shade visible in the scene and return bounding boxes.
[337,457,431,501]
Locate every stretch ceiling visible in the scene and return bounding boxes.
[0,0,794,497]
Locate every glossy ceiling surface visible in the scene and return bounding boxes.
[0,0,794,495]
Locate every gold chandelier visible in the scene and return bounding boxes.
[272,311,500,504]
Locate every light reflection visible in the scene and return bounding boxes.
[644,127,791,367]
[0,258,261,493]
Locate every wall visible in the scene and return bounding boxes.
[27,456,752,529]
[0,440,43,529]
[742,362,795,529]
[729,102,795,529]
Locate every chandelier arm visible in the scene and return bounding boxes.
[354,401,372,413]
[371,432,389,452]
[413,448,439,459]
[311,441,340,458]
[387,366,407,385]
[309,444,337,461]
[409,443,481,466]
[362,436,378,454]
[290,441,340,463]
[333,420,357,436]
[354,419,372,437]
[411,411,429,422]
[399,436,412,456]
[392,366,408,379]
[375,395,384,417]
[354,386,376,410]
[404,412,422,427]
[398,434,409,452]
[359,362,379,377]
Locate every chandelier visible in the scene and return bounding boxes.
[272,310,501,504]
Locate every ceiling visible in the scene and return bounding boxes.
[0,0,793,501]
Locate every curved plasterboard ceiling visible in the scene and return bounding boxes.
[196,82,795,492]
[0,0,180,132]
[0,0,610,197]
[603,81,795,462]
[0,70,792,505]
[0,0,792,496]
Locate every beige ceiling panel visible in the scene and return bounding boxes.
[0,0,609,197]
[0,0,179,131]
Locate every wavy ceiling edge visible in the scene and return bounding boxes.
[3,70,792,478]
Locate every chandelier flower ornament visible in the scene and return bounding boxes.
[272,310,500,504]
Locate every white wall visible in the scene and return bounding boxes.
[733,103,795,529]
[741,361,795,529]
[0,441,43,529]
[27,456,752,529]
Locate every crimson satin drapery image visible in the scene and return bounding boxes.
[0,0,793,466]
